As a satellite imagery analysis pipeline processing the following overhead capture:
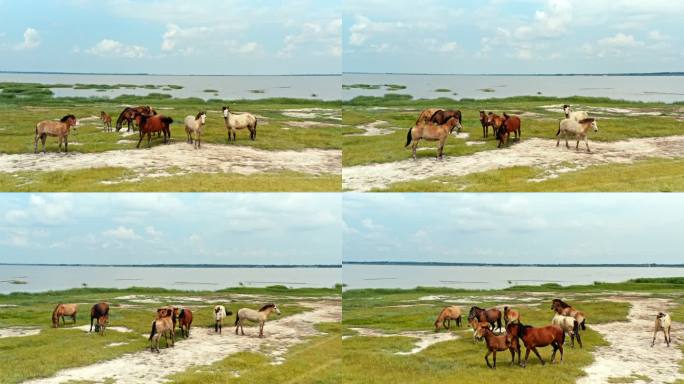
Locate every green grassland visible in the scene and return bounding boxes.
[342,278,684,384]
[0,285,341,384]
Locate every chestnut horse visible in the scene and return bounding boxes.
[506,322,565,367]
[52,303,78,327]
[116,106,156,132]
[551,299,586,330]
[100,111,112,132]
[90,302,109,335]
[434,305,462,331]
[475,325,520,369]
[503,306,520,326]
[174,307,193,338]
[135,113,173,148]
[495,113,521,148]
[479,111,495,138]
[405,117,459,160]
[416,108,463,133]
[468,306,502,331]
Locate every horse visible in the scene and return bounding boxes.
[235,303,281,338]
[551,299,586,330]
[174,307,193,338]
[470,318,493,343]
[551,313,581,348]
[475,324,520,369]
[116,105,156,132]
[562,104,590,121]
[51,303,78,327]
[405,117,459,160]
[503,306,520,326]
[90,302,109,336]
[652,312,672,347]
[149,307,175,352]
[495,113,521,148]
[223,106,257,141]
[135,112,173,148]
[468,306,503,332]
[416,108,463,133]
[214,305,233,334]
[184,112,207,149]
[100,111,112,132]
[479,111,495,138]
[34,115,78,153]
[506,322,565,367]
[434,305,462,331]
[557,117,598,153]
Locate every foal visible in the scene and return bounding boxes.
[475,325,519,369]
[100,111,112,132]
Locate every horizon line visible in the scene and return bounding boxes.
[344,261,684,267]
[0,70,340,77]
[343,71,684,76]
[0,263,342,268]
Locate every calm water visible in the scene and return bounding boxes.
[343,74,684,103]
[0,73,341,101]
[0,265,341,294]
[343,264,684,290]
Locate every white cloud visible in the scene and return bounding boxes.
[278,19,340,58]
[87,39,147,58]
[102,226,140,240]
[648,30,670,41]
[598,33,643,48]
[145,226,162,237]
[15,28,40,50]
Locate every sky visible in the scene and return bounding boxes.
[343,0,684,74]
[343,193,684,264]
[0,193,341,265]
[0,0,341,75]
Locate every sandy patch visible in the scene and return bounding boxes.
[24,300,340,384]
[343,135,684,191]
[346,120,396,137]
[70,325,133,333]
[106,342,129,348]
[284,121,343,129]
[578,297,683,384]
[0,327,41,338]
[348,327,458,355]
[0,143,341,179]
[281,108,341,121]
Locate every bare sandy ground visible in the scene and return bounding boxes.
[346,327,458,355]
[0,143,341,180]
[578,297,683,384]
[343,135,684,191]
[23,300,340,384]
[0,327,41,338]
[345,121,397,137]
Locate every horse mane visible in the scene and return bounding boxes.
[503,112,509,119]
[60,115,75,122]
[52,304,62,321]
[259,303,276,312]
[553,299,571,308]
[195,111,205,120]
[578,118,595,124]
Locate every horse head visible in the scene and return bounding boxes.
[222,106,230,118]
[196,111,207,124]
[562,104,572,116]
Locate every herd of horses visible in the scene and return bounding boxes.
[51,301,281,353]
[405,104,599,159]
[434,299,673,369]
[33,105,257,153]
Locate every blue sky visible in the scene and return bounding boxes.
[0,194,341,265]
[0,0,341,74]
[344,194,683,264]
[343,0,684,74]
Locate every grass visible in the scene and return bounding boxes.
[0,286,340,384]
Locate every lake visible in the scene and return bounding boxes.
[0,73,341,101]
[343,74,684,103]
[343,264,684,290]
[0,265,341,294]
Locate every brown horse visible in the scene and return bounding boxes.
[495,113,521,148]
[468,306,502,331]
[100,111,112,132]
[551,299,586,330]
[475,325,520,369]
[116,106,156,132]
[149,307,175,352]
[434,305,462,331]
[90,302,109,336]
[135,112,173,148]
[506,322,565,367]
[405,117,459,160]
[416,108,463,133]
[174,307,193,338]
[503,306,520,326]
[52,303,78,327]
[34,114,78,153]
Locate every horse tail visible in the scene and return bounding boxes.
[405,126,413,147]
[556,120,561,136]
[253,118,257,139]
[580,318,586,330]
[234,312,240,326]
[149,320,157,340]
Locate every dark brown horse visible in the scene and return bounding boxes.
[116,106,156,132]
[479,111,495,138]
[90,302,109,335]
[495,113,521,148]
[135,112,173,148]
[174,307,193,338]
[506,322,565,367]
[468,306,502,331]
[416,108,463,133]
[551,299,586,330]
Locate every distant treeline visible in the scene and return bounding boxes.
[344,261,684,267]
[343,72,684,77]
[0,263,341,268]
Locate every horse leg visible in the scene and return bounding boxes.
[585,137,590,153]
[147,132,152,148]
[492,350,497,369]
[522,347,531,368]
[136,132,144,148]
[550,343,557,363]
[485,350,493,369]
[259,322,264,338]
[64,136,68,153]
[531,347,545,365]
[412,140,418,160]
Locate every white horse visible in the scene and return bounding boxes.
[214,305,232,334]
[551,313,582,348]
[184,111,206,149]
[557,117,598,152]
[235,303,281,337]
[652,312,672,347]
[223,106,257,141]
[562,104,590,121]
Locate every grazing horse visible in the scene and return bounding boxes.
[480,111,495,138]
[506,322,565,367]
[405,117,459,160]
[416,108,463,133]
[135,112,173,148]
[174,307,193,338]
[495,113,521,148]
[214,305,233,334]
[149,307,175,352]
[90,302,109,335]
[223,106,257,141]
[184,111,207,149]
[100,111,112,132]
[652,312,672,347]
[52,303,78,327]
[235,303,281,338]
[503,306,520,326]
[34,115,78,153]
[434,305,462,331]
[552,313,581,348]
[116,106,156,132]
[468,306,503,332]
[551,299,586,330]
[475,325,520,369]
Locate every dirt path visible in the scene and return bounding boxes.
[578,297,683,384]
[23,300,340,384]
[0,143,341,179]
[343,135,684,191]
